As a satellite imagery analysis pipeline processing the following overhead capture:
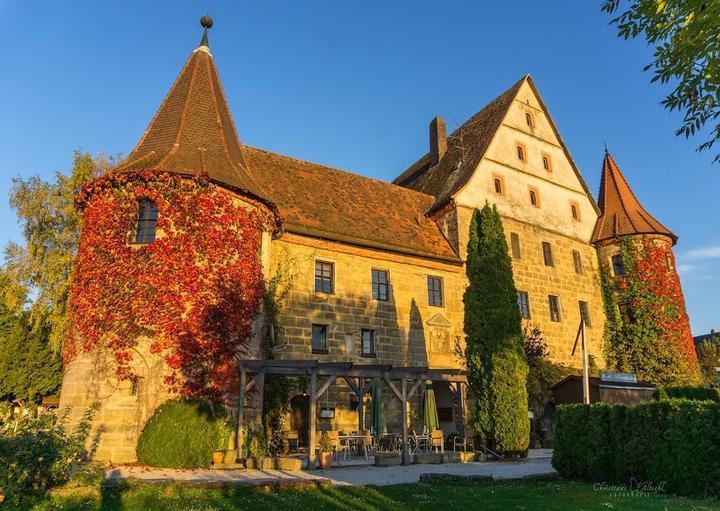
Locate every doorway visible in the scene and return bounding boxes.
[290,394,310,447]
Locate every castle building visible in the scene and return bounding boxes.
[58,21,690,463]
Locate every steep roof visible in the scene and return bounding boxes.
[393,76,599,215]
[113,43,267,202]
[244,147,460,262]
[592,152,676,245]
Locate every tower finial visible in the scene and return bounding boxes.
[199,14,213,48]
[604,142,609,154]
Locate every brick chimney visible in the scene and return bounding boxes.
[429,116,447,165]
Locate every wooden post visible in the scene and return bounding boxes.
[401,379,410,465]
[236,369,246,461]
[308,372,318,467]
[581,320,590,405]
[457,382,466,437]
[357,377,365,432]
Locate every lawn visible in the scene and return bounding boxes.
[30,478,720,511]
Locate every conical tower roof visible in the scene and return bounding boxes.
[592,151,676,245]
[114,21,267,203]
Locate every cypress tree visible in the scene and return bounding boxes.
[463,205,529,454]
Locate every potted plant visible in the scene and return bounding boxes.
[318,431,333,470]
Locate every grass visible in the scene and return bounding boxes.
[28,478,720,511]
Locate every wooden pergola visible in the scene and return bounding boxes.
[235,359,468,466]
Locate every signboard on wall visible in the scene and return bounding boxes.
[601,371,637,383]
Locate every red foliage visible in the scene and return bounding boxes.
[65,171,270,401]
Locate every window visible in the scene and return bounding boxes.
[542,241,554,267]
[665,252,673,272]
[372,269,389,301]
[311,324,328,353]
[427,276,444,307]
[579,301,592,328]
[528,186,540,207]
[516,143,526,162]
[548,295,561,322]
[541,153,552,172]
[510,233,521,259]
[570,201,580,221]
[314,261,334,293]
[493,174,505,195]
[525,111,534,128]
[361,329,375,357]
[517,291,531,319]
[572,250,584,274]
[611,254,625,276]
[135,199,158,244]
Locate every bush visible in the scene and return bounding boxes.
[654,386,720,402]
[136,399,233,469]
[553,400,720,498]
[0,403,99,507]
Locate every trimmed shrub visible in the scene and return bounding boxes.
[553,400,720,498]
[654,386,720,402]
[136,398,232,469]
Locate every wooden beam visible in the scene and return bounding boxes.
[342,375,360,397]
[245,374,257,393]
[383,376,403,402]
[357,377,365,432]
[457,382,466,437]
[236,369,246,461]
[308,372,317,467]
[407,377,425,400]
[314,373,338,401]
[401,379,410,465]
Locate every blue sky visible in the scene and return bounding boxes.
[0,1,717,335]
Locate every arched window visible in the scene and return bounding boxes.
[135,199,158,244]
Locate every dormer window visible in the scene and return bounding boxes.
[135,199,158,244]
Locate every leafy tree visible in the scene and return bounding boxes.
[697,333,720,385]
[464,205,529,454]
[4,151,108,351]
[603,0,720,161]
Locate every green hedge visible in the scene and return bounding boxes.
[553,401,720,498]
[653,386,720,402]
[136,399,233,469]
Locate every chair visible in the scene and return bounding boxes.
[327,431,349,460]
[359,429,373,460]
[453,431,475,452]
[286,430,299,453]
[411,429,430,454]
[430,429,444,454]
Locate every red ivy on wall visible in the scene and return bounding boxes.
[65,171,271,401]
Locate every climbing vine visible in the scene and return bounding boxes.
[65,170,274,401]
[602,236,699,386]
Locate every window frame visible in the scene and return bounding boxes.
[314,260,335,294]
[371,269,390,301]
[517,291,531,319]
[528,186,540,208]
[492,173,505,196]
[548,295,562,322]
[611,254,625,276]
[516,142,527,162]
[360,329,375,357]
[541,152,553,172]
[134,199,159,244]
[427,275,444,308]
[311,324,328,354]
[572,249,584,275]
[542,241,554,267]
[570,200,581,221]
[579,300,592,328]
[525,111,535,128]
[510,232,521,259]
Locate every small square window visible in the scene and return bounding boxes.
[516,144,526,162]
[361,329,375,357]
[579,301,592,328]
[611,254,625,276]
[541,153,552,172]
[135,199,158,244]
[517,291,530,319]
[493,174,505,195]
[542,242,554,267]
[572,250,584,274]
[525,111,534,128]
[510,233,521,259]
[315,261,334,293]
[372,269,389,301]
[548,295,561,322]
[528,187,540,207]
[427,276,444,307]
[312,324,328,353]
[570,201,580,221]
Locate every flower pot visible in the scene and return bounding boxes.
[212,450,224,465]
[318,451,333,470]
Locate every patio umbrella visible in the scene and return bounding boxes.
[371,378,387,436]
[423,381,439,433]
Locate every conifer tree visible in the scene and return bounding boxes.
[464,205,529,454]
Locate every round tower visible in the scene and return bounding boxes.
[592,151,698,384]
[58,18,279,463]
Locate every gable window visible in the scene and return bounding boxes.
[525,111,534,128]
[315,261,334,293]
[572,250,584,274]
[570,201,580,221]
[541,153,552,172]
[548,295,561,322]
[510,233,521,259]
[517,291,530,319]
[427,276,444,307]
[579,301,592,328]
[361,329,375,357]
[311,324,328,354]
[493,174,505,195]
[611,254,625,276]
[372,269,389,301]
[542,241,554,267]
[516,143,526,162]
[135,199,158,244]
[528,186,540,207]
